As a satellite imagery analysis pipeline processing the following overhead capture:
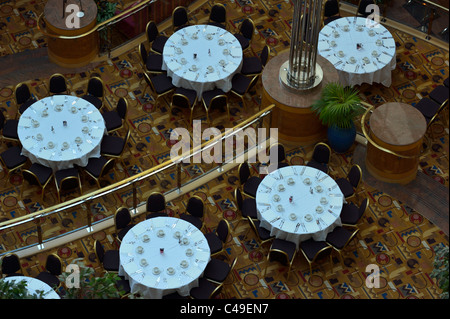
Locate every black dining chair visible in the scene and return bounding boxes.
[35,254,63,290]
[326,226,359,266]
[323,0,341,26]
[179,195,205,231]
[0,110,20,144]
[233,18,255,55]
[142,72,175,109]
[444,77,449,88]
[266,142,290,173]
[264,238,297,280]
[101,130,131,171]
[171,86,198,125]
[146,20,168,55]
[238,162,262,199]
[207,3,227,29]
[21,163,54,202]
[300,239,333,275]
[81,76,105,110]
[240,45,270,77]
[234,188,258,229]
[204,257,237,285]
[335,164,362,199]
[54,167,82,203]
[94,240,120,273]
[306,142,331,173]
[230,73,259,109]
[340,198,369,227]
[82,156,116,189]
[145,191,167,219]
[103,97,128,134]
[189,277,223,299]
[248,218,275,248]
[114,207,135,242]
[139,42,165,76]
[202,88,229,124]
[205,219,230,256]
[429,85,449,108]
[1,253,24,277]
[357,0,375,18]
[48,73,69,95]
[15,82,36,117]
[172,6,189,32]
[0,145,28,186]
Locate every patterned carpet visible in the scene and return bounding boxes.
[0,0,449,299]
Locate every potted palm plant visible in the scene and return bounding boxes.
[311,82,363,153]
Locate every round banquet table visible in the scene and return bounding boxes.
[255,165,344,248]
[3,276,61,299]
[118,217,211,299]
[318,17,396,87]
[162,24,243,97]
[18,95,106,171]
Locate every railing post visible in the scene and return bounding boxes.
[132,181,138,214]
[36,216,44,250]
[176,163,182,194]
[426,8,435,40]
[85,201,93,233]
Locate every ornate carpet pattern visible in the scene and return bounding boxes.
[0,0,449,299]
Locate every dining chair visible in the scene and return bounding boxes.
[238,162,262,199]
[233,18,255,55]
[201,88,228,124]
[240,45,270,77]
[230,73,259,109]
[444,77,449,88]
[248,218,274,248]
[54,167,82,203]
[142,72,175,109]
[94,239,120,273]
[81,76,105,110]
[205,219,230,256]
[145,191,167,219]
[100,130,131,171]
[326,226,359,267]
[0,146,28,186]
[266,142,289,173]
[82,156,116,189]
[300,238,333,275]
[322,0,341,26]
[179,195,205,231]
[172,6,189,32]
[264,238,297,280]
[340,198,369,227]
[335,164,362,199]
[234,188,258,229]
[1,253,23,277]
[48,73,69,95]
[21,162,54,203]
[0,110,20,145]
[103,97,128,134]
[429,85,449,110]
[14,82,36,117]
[189,277,223,299]
[357,0,375,18]
[170,86,198,125]
[306,142,331,173]
[139,42,164,75]
[114,207,135,243]
[146,20,168,55]
[207,3,227,29]
[35,253,63,290]
[204,257,237,285]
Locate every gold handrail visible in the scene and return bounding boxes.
[0,104,275,230]
[36,0,157,40]
[360,103,418,159]
[422,0,449,13]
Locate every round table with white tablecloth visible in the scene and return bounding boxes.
[318,17,396,87]
[162,24,243,97]
[118,217,211,299]
[17,95,106,171]
[2,276,61,299]
[255,165,343,249]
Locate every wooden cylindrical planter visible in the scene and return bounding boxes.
[365,102,427,184]
[261,51,339,145]
[44,0,98,68]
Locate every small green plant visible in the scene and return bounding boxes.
[95,0,117,23]
[0,278,47,299]
[311,82,363,129]
[58,258,124,299]
[431,245,449,299]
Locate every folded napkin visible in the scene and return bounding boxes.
[120,243,134,254]
[195,250,210,262]
[378,54,393,65]
[166,276,181,288]
[224,63,237,74]
[123,262,140,274]
[362,63,377,73]
[255,192,270,203]
[343,63,357,73]
[282,221,296,233]
[39,149,53,159]
[131,223,146,236]
[325,55,340,66]
[318,41,330,51]
[19,118,31,127]
[320,26,333,37]
[140,274,156,287]
[152,218,166,228]
[164,46,175,56]
[205,72,219,81]
[21,138,35,149]
[61,151,74,161]
[184,266,200,279]
[222,32,236,43]
[230,48,242,58]
[167,61,181,71]
[383,38,395,48]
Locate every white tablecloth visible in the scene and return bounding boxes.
[2,276,61,299]
[18,95,106,171]
[118,217,211,299]
[318,17,396,87]
[255,165,343,248]
[162,24,243,96]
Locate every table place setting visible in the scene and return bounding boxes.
[119,217,211,298]
[255,165,343,248]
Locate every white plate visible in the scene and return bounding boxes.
[305,214,313,222]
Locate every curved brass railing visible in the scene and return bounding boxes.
[37,0,157,40]
[360,102,418,159]
[0,104,275,256]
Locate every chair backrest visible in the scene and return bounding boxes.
[357,0,374,16]
[260,45,270,67]
[347,164,362,189]
[172,6,189,29]
[1,253,21,275]
[210,4,226,23]
[146,21,158,43]
[146,192,166,213]
[240,18,254,41]
[46,254,62,276]
[234,188,243,211]
[87,77,104,98]
[312,142,331,164]
[60,175,80,192]
[100,158,116,178]
[15,82,31,105]
[186,196,204,218]
[0,110,5,130]
[247,75,260,94]
[209,94,227,111]
[94,240,104,262]
[172,92,191,109]
[139,42,148,65]
[49,73,68,94]
[216,219,229,243]
[22,169,41,187]
[358,198,369,220]
[269,143,286,163]
[117,97,128,120]
[324,0,339,17]
[115,207,132,230]
[238,163,251,185]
